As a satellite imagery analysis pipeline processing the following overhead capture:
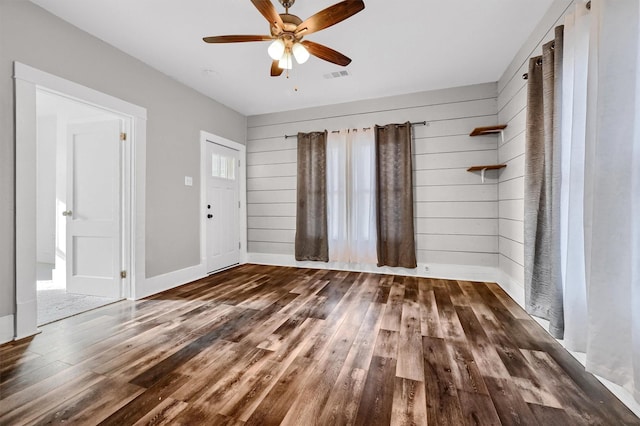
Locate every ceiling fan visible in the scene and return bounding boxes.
[203,0,365,77]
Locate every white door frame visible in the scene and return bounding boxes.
[200,131,247,271]
[14,62,147,340]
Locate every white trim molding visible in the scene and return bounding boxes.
[13,62,147,340]
[247,253,499,284]
[135,263,206,300]
[495,269,525,307]
[14,75,38,340]
[0,315,15,345]
[14,63,147,119]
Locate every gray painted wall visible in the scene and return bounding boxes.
[246,83,500,268]
[0,2,247,318]
[496,0,574,295]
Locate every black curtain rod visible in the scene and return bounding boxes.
[284,121,427,139]
[523,1,590,81]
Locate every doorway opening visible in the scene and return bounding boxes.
[15,62,147,340]
[35,89,127,325]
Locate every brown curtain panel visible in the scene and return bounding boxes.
[524,26,564,338]
[374,122,417,268]
[295,131,329,262]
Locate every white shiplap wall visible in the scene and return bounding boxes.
[496,0,575,302]
[246,83,501,280]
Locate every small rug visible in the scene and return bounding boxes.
[37,281,120,325]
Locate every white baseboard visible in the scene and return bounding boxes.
[15,298,39,341]
[135,263,207,300]
[495,269,525,307]
[247,253,499,283]
[0,314,14,344]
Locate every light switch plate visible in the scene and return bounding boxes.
[184,176,193,186]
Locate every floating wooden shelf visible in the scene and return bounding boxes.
[469,125,507,136]
[467,164,507,172]
[467,164,507,183]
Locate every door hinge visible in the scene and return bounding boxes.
[238,242,241,249]
[120,270,127,279]
[238,201,241,208]
[120,132,127,141]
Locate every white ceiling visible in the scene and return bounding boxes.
[30,0,554,116]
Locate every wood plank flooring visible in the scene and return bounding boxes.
[1,264,638,425]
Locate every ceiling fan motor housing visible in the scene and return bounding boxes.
[271,13,303,45]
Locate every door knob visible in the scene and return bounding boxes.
[207,214,213,219]
[62,210,72,217]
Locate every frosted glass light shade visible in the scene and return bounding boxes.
[268,39,285,60]
[292,42,310,64]
[278,51,293,69]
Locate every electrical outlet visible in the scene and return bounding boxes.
[184,176,193,186]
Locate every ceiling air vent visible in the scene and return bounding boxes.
[323,70,350,79]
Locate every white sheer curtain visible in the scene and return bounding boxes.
[326,128,377,264]
[327,130,349,261]
[560,1,590,353]
[560,0,640,403]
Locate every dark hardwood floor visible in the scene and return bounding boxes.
[1,264,638,425]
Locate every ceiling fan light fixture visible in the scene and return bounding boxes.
[268,39,285,60]
[278,51,293,69]
[292,42,310,64]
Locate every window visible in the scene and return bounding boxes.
[326,128,377,263]
[211,153,236,180]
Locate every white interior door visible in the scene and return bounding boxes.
[206,142,240,273]
[65,119,122,298]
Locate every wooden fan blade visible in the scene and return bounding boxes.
[301,40,352,66]
[295,0,364,36]
[271,60,284,77]
[251,0,284,30]
[203,35,273,43]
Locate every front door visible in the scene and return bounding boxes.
[206,141,240,273]
[65,119,122,298]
